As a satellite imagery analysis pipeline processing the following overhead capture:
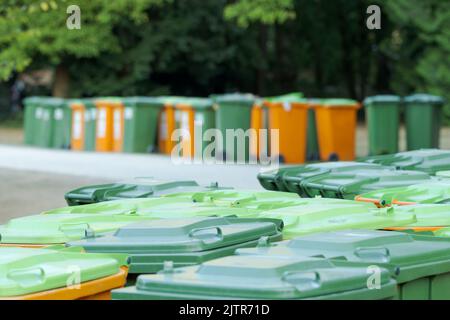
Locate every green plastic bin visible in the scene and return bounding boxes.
[306,99,321,161]
[259,161,435,199]
[361,149,450,175]
[174,98,216,158]
[211,93,258,162]
[68,216,283,274]
[404,94,445,150]
[363,95,401,155]
[356,181,450,206]
[236,229,450,300]
[254,201,415,238]
[0,246,127,299]
[30,97,65,148]
[257,166,306,192]
[64,178,228,206]
[23,96,43,146]
[120,97,164,153]
[112,255,397,300]
[52,98,72,149]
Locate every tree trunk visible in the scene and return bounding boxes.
[52,64,70,98]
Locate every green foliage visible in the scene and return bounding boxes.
[0,0,167,80]
[382,0,450,122]
[224,0,295,27]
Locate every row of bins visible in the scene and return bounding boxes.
[23,93,446,163]
[2,187,450,299]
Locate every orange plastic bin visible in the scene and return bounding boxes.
[94,98,124,152]
[157,97,187,155]
[312,99,361,161]
[263,97,309,163]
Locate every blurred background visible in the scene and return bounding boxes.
[0,0,449,120]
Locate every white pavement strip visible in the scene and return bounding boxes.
[0,145,266,189]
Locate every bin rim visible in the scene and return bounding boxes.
[363,95,402,105]
[404,94,445,105]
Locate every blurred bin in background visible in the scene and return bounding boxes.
[94,97,124,152]
[211,93,257,163]
[404,94,445,150]
[363,95,401,156]
[173,98,215,159]
[70,98,97,151]
[312,99,361,161]
[263,92,308,164]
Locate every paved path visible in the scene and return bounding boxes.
[0,145,266,188]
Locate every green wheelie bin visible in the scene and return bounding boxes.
[210,93,258,163]
[173,98,216,159]
[237,229,450,300]
[361,149,450,175]
[23,96,44,146]
[52,98,72,149]
[32,97,65,148]
[67,216,283,285]
[112,255,397,300]
[404,94,445,150]
[363,95,401,155]
[64,178,229,206]
[121,97,164,153]
[258,161,436,199]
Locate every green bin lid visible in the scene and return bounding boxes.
[390,204,450,227]
[175,97,214,109]
[437,171,450,178]
[363,95,401,106]
[112,255,396,300]
[0,212,159,244]
[361,149,450,174]
[357,181,450,205]
[68,216,283,273]
[257,166,317,192]
[256,201,415,238]
[435,227,450,237]
[182,189,353,211]
[404,94,445,105]
[210,93,257,103]
[280,162,434,199]
[123,96,164,107]
[64,178,227,205]
[0,246,125,297]
[237,229,450,284]
[45,197,261,219]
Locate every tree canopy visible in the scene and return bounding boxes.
[0,0,448,121]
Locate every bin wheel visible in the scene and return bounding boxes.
[328,153,339,161]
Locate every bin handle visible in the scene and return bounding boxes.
[282,271,321,291]
[188,227,223,242]
[8,267,46,288]
[354,247,391,262]
[59,223,95,238]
